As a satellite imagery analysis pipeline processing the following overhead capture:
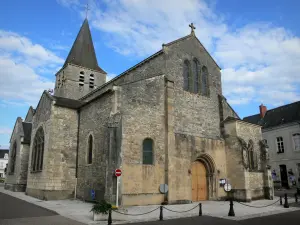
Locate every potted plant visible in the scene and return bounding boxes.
[91,200,127,221]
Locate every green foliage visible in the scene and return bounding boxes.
[91,200,112,215]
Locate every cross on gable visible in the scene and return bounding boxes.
[85,2,90,19]
[189,23,196,34]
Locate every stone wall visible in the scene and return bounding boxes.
[248,172,264,199]
[26,93,52,198]
[165,35,222,139]
[77,91,113,202]
[120,76,166,206]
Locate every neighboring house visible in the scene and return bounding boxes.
[5,18,273,205]
[0,149,9,178]
[244,102,300,189]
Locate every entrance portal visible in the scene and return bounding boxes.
[191,161,207,201]
[279,164,289,188]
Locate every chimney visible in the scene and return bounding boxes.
[259,104,267,118]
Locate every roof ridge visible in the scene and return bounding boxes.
[265,100,300,113]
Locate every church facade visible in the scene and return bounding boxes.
[5,19,273,205]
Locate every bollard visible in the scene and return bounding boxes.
[159,206,163,221]
[280,196,282,205]
[295,193,298,203]
[284,193,289,208]
[199,203,202,216]
[228,198,235,217]
[107,208,112,225]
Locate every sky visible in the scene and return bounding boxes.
[0,0,300,149]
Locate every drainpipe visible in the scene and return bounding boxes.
[75,109,81,199]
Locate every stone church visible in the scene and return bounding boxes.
[5,19,273,205]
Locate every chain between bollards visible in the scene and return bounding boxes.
[279,196,282,205]
[228,198,235,217]
[199,203,202,216]
[108,208,112,225]
[283,193,289,208]
[159,205,163,221]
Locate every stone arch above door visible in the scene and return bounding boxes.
[191,154,217,200]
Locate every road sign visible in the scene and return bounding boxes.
[159,184,169,194]
[224,183,232,192]
[91,189,95,200]
[115,169,122,177]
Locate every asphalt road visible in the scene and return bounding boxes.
[0,192,85,225]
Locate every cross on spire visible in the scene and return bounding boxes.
[189,23,196,34]
[85,2,90,19]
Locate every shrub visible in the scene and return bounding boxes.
[91,200,112,215]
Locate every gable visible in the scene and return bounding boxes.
[9,117,24,144]
[25,106,35,122]
[165,34,220,70]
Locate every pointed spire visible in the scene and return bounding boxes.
[63,19,106,73]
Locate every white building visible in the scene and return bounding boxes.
[244,102,300,189]
[0,150,9,178]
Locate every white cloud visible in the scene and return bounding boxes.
[0,31,62,106]
[0,127,12,135]
[106,73,117,82]
[58,0,300,107]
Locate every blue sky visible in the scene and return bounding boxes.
[0,0,300,149]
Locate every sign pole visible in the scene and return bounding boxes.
[116,176,119,207]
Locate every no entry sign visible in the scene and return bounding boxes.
[115,169,122,177]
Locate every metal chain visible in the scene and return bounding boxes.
[112,207,160,216]
[163,204,199,213]
[235,199,280,208]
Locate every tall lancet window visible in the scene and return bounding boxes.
[193,59,200,94]
[31,127,44,172]
[9,141,17,174]
[201,66,209,96]
[87,135,93,164]
[183,60,191,92]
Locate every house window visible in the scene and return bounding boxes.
[143,138,153,165]
[183,60,191,91]
[201,66,209,96]
[9,142,17,174]
[31,127,44,172]
[192,58,200,94]
[293,133,300,151]
[276,136,284,153]
[87,135,93,164]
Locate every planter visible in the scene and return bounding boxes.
[93,209,128,221]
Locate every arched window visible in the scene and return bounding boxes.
[183,60,191,91]
[143,138,153,165]
[201,66,209,96]
[87,135,93,164]
[192,59,200,94]
[247,140,255,170]
[31,127,44,172]
[10,142,17,174]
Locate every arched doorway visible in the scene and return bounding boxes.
[192,161,207,201]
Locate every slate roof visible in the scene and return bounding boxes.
[63,19,106,73]
[22,122,32,144]
[243,101,300,129]
[53,96,84,109]
[0,150,9,159]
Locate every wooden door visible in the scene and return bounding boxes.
[191,161,207,201]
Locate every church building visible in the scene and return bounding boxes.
[5,19,273,205]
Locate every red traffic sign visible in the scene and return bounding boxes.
[115,169,122,177]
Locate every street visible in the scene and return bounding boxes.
[0,190,300,225]
[0,192,85,225]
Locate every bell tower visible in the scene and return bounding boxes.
[54,19,106,100]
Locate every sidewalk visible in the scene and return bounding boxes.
[1,186,300,225]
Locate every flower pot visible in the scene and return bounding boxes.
[93,209,128,221]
